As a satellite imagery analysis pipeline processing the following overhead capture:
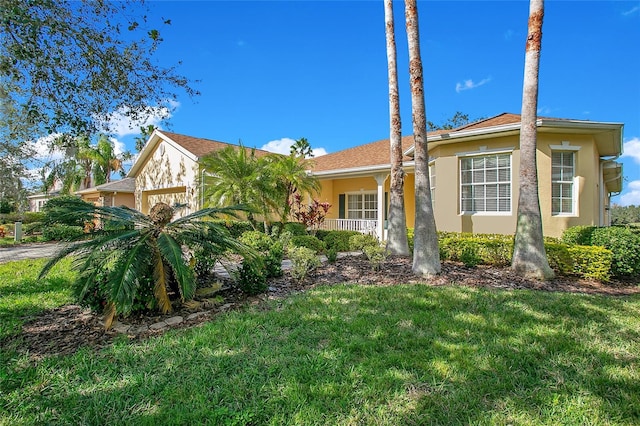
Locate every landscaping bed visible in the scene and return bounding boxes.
[5,254,639,360]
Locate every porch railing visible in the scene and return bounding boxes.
[314,218,378,236]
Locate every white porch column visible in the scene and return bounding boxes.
[373,173,388,241]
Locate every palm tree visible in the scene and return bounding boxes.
[91,134,131,185]
[290,137,314,158]
[511,0,554,279]
[385,0,410,256]
[405,0,440,276]
[200,145,266,227]
[264,153,321,224]
[39,198,254,328]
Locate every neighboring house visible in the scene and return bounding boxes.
[310,113,623,239]
[75,178,136,209]
[127,130,271,217]
[27,190,60,212]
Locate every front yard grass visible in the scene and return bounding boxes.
[1,258,639,425]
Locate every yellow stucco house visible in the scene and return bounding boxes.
[310,113,623,238]
[127,130,271,217]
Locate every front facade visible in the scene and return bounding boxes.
[310,113,623,238]
[127,130,271,217]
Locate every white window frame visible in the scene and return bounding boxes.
[551,150,578,216]
[458,149,513,215]
[346,192,378,220]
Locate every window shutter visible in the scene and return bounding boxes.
[338,194,345,219]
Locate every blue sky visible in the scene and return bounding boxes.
[103,0,639,205]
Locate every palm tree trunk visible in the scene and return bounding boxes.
[405,0,440,276]
[385,0,410,256]
[511,0,554,279]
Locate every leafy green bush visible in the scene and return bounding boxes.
[348,233,379,252]
[363,243,388,270]
[288,246,321,282]
[42,224,85,241]
[290,235,325,253]
[314,229,330,241]
[459,240,482,268]
[326,247,338,263]
[407,228,414,252]
[0,212,20,224]
[544,242,575,275]
[264,241,284,278]
[322,230,360,252]
[234,260,267,296]
[590,226,640,278]
[283,222,308,236]
[22,211,46,224]
[477,239,512,267]
[192,246,223,279]
[561,226,597,246]
[239,230,273,252]
[567,245,613,282]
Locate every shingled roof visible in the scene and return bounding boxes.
[160,131,272,159]
[310,113,520,173]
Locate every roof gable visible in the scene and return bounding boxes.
[128,130,272,177]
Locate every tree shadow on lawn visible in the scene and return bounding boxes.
[5,284,639,425]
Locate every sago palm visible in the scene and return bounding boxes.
[39,198,254,328]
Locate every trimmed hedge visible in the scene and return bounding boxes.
[290,235,325,254]
[568,245,613,282]
[42,224,85,241]
[562,225,640,278]
[320,230,360,252]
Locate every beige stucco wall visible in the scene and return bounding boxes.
[135,140,201,217]
[316,132,605,238]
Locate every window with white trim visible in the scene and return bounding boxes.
[460,153,511,213]
[347,193,377,219]
[551,151,575,214]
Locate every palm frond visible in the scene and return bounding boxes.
[107,233,153,316]
[152,245,172,314]
[157,233,195,301]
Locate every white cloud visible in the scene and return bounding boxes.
[455,77,491,93]
[619,180,640,206]
[97,100,180,137]
[261,138,296,155]
[622,137,640,164]
[312,148,328,157]
[260,137,328,158]
[28,133,64,162]
[504,30,515,41]
[537,106,552,115]
[622,5,639,16]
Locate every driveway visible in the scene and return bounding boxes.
[0,243,63,264]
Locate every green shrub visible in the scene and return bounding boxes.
[459,240,482,268]
[193,246,223,279]
[349,233,379,252]
[283,222,308,236]
[290,235,325,253]
[42,224,85,241]
[288,246,321,282]
[362,243,388,270]
[234,260,267,296]
[239,230,273,252]
[407,228,414,252]
[567,245,613,281]
[477,239,512,267]
[326,247,338,263]
[544,242,575,275]
[264,241,284,278]
[561,226,597,246]
[590,226,640,278]
[0,212,20,224]
[322,230,360,252]
[314,229,330,241]
[22,211,46,224]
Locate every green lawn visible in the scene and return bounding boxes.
[1,259,639,425]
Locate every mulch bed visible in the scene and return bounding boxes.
[3,255,638,360]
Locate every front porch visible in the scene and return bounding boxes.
[315,218,380,238]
